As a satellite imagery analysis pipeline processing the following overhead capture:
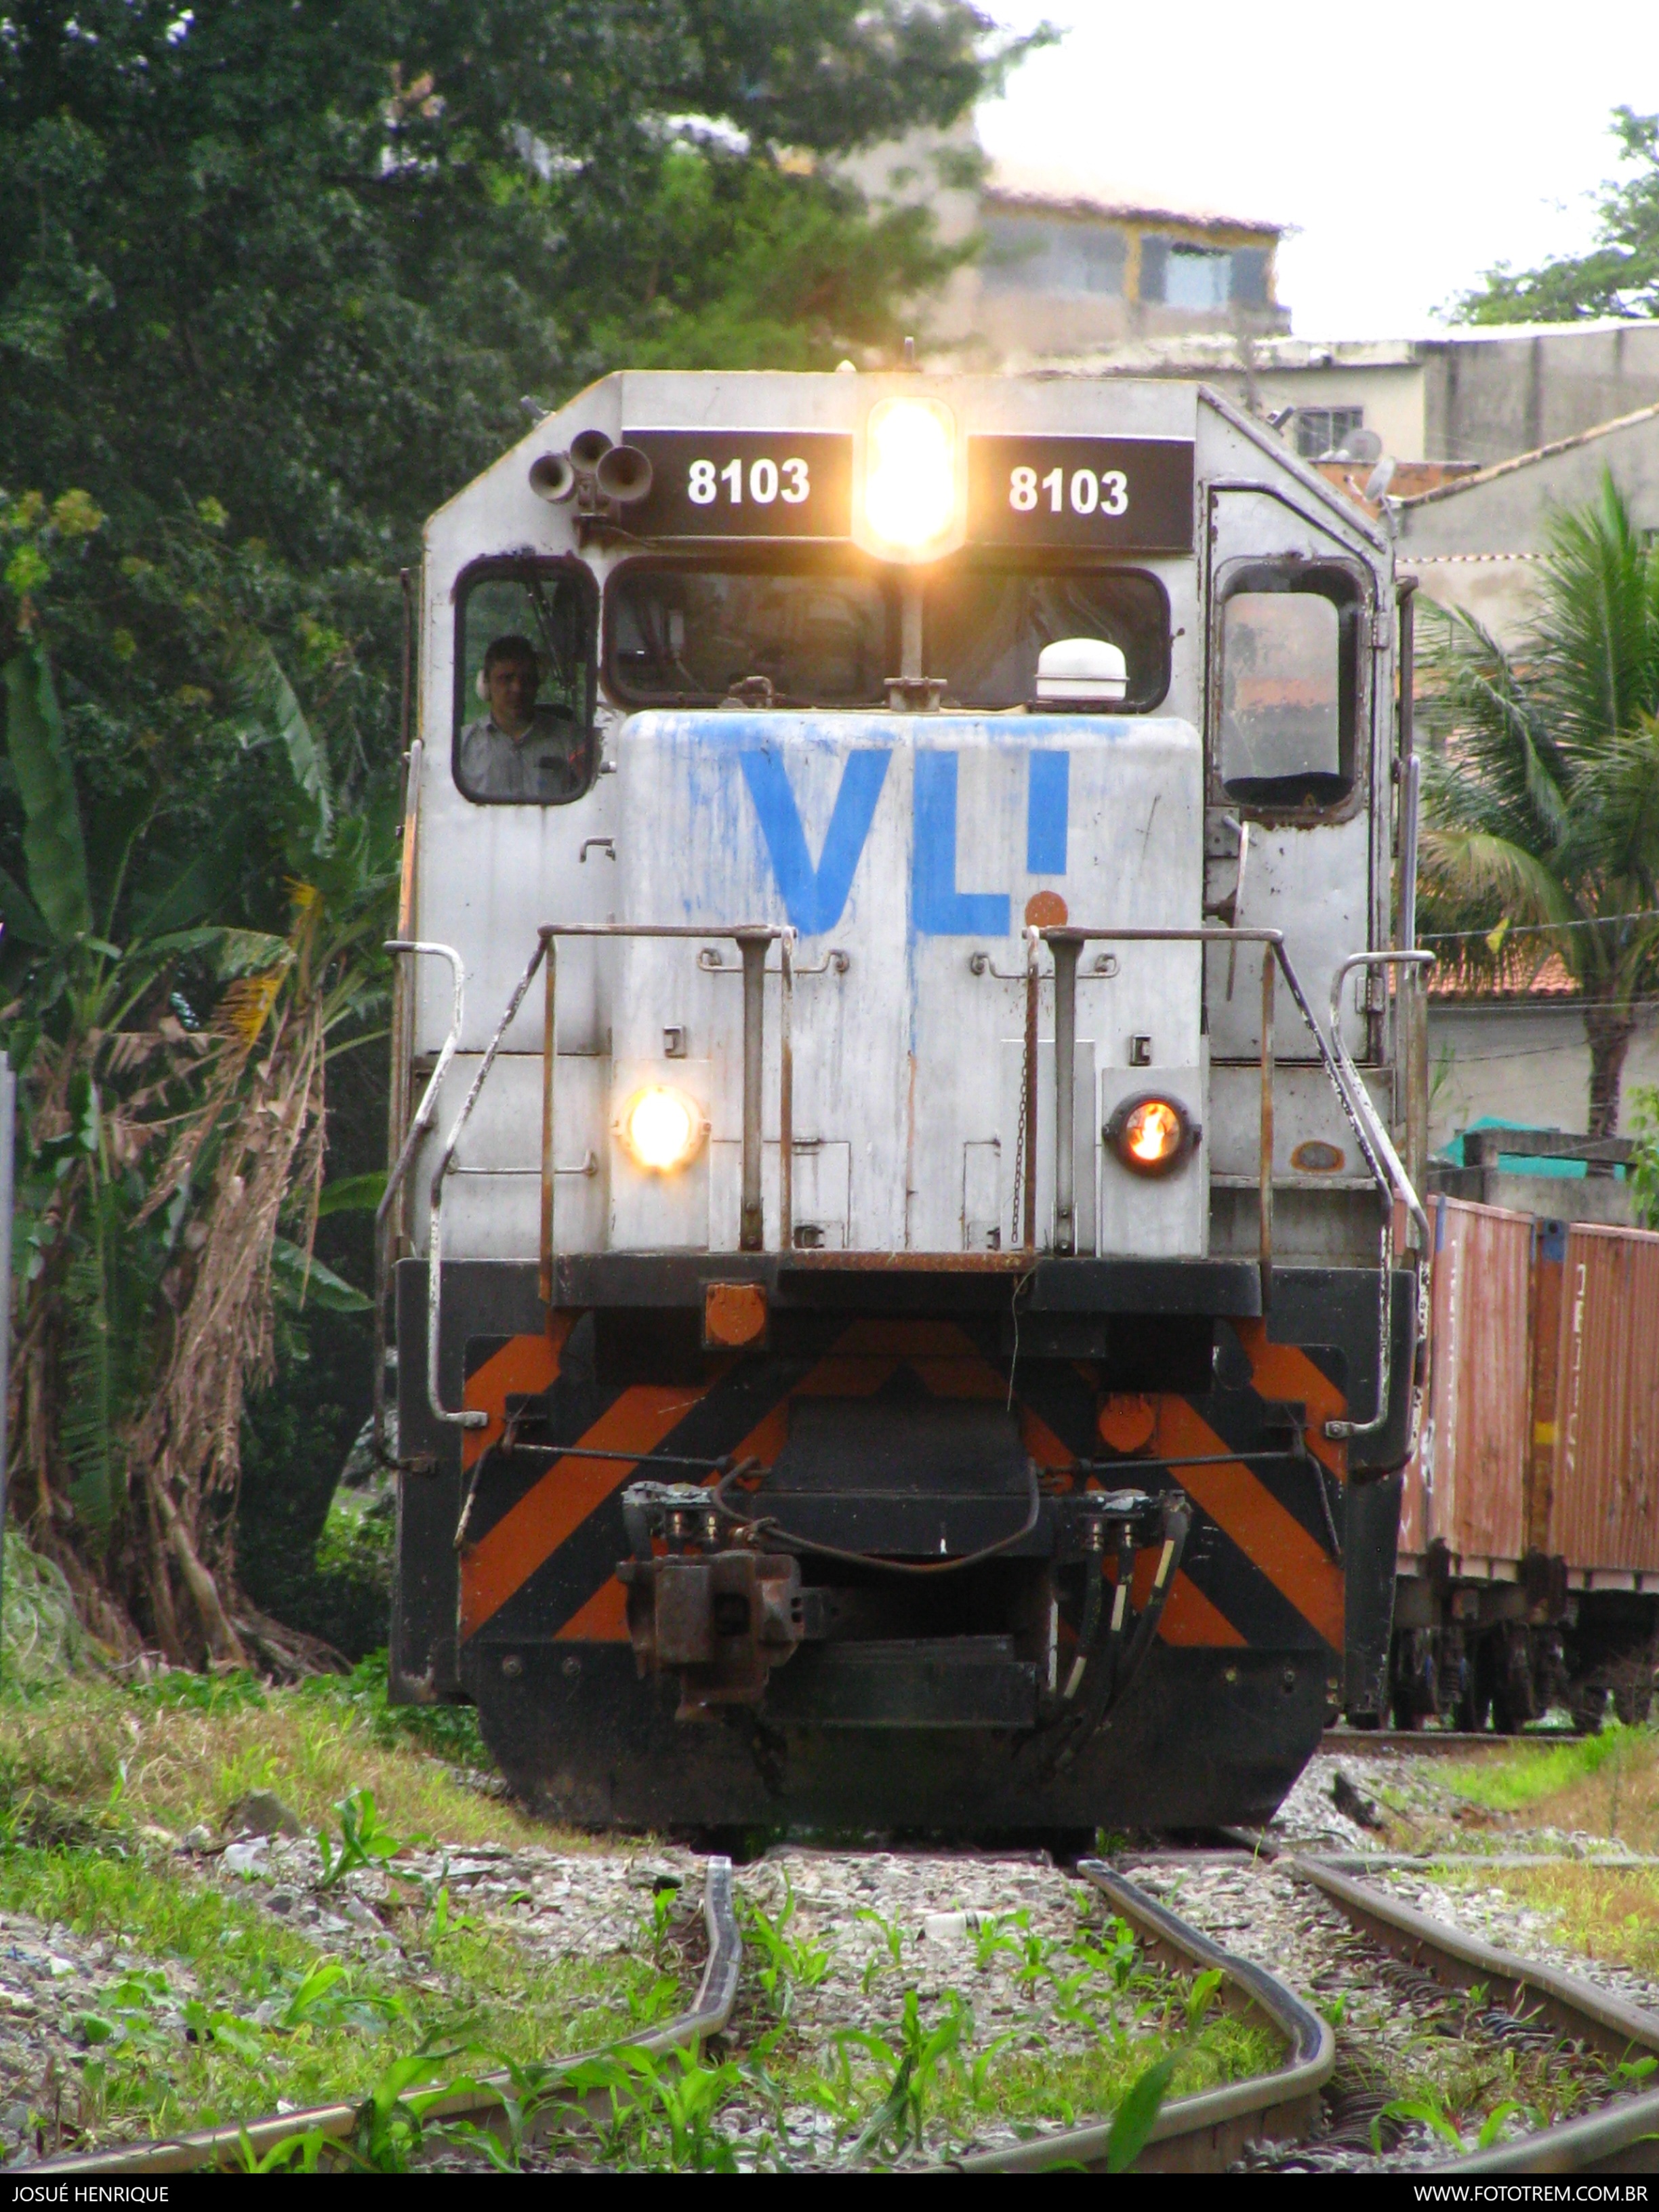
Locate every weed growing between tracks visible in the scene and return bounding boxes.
[1440,1723,1659,1842]
[392,1887,1281,2173]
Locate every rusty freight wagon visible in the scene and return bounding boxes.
[1395,1198,1659,1731]
[381,368,1430,1832]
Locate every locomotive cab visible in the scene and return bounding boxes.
[386,371,1427,1831]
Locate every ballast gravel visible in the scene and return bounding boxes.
[5,1735,1657,2170]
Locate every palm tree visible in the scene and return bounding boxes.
[1417,470,1659,1138]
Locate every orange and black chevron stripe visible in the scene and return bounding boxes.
[454,1313,1349,1660]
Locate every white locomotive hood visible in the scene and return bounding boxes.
[601,709,1207,1258]
[613,709,1202,944]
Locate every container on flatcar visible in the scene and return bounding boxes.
[1391,1205,1659,1731]
[1393,1195,1534,1725]
[1540,1221,1659,1580]
[1408,1196,1532,1565]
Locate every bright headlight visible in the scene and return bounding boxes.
[618,1085,705,1174]
[1105,1094,1197,1179]
[863,396,957,555]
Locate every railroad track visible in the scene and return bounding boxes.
[1321,1729,1576,1756]
[1113,1843,1659,2175]
[30,1844,1659,2173]
[36,1861,742,2175]
[1290,1855,1659,2175]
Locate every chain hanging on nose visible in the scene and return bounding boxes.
[1012,930,1040,1250]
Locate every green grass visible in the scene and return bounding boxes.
[1439,1862,1659,1979]
[0,1841,678,2154]
[1442,1725,1645,1816]
[0,1661,557,1850]
[0,1650,689,2158]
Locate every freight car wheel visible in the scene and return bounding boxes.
[1611,1670,1654,1727]
[1454,1640,1494,1734]
[1569,1684,1608,1737]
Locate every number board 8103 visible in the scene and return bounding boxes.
[623,431,852,539]
[968,436,1193,552]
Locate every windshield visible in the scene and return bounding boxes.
[605,559,1169,711]
[924,566,1168,711]
[608,562,894,706]
[453,561,597,804]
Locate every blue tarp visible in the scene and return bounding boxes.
[1438,1115,1624,1181]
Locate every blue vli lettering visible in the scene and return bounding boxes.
[739,747,890,935]
[912,752,1010,936]
[742,742,1069,939]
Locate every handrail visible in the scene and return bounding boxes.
[1328,951,1433,1252]
[1330,949,1435,1454]
[373,939,463,1459]
[426,923,795,1431]
[1034,925,1425,1445]
[424,918,1426,1453]
[427,935,550,1430]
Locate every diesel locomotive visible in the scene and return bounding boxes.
[384,367,1429,1830]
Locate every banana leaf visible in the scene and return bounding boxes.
[2,643,91,943]
[232,638,333,856]
[270,1236,371,1311]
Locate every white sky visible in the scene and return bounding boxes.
[978,0,1659,337]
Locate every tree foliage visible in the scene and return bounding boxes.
[1454,108,1659,324]
[1416,472,1659,1136]
[0,0,1035,1656]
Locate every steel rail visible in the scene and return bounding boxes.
[1320,1727,1576,1755]
[36,1858,740,2177]
[956,1862,1334,2173]
[1290,1855,1659,2174]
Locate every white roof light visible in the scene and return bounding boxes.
[1035,637,1128,705]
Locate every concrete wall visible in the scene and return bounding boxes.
[1427,998,1659,1154]
[1398,404,1659,642]
[1421,323,1659,468]
[1252,362,1427,463]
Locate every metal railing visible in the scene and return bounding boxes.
[410,918,1430,1450]
[374,939,465,1456]
[425,922,796,1431]
[1034,926,1431,1443]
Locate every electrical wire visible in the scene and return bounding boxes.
[712,1461,1042,1578]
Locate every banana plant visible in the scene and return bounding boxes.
[0,621,395,1658]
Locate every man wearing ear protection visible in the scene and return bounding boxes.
[459,633,587,801]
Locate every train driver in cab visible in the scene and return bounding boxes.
[459,633,586,802]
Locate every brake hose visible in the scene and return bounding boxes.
[1046,1498,1190,1772]
[712,1460,1042,1579]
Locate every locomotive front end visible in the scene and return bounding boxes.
[388,370,1426,1832]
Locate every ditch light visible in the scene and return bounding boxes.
[617,1085,708,1174]
[1105,1094,1197,1177]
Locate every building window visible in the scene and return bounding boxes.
[1294,407,1365,459]
[1231,245,1270,308]
[1162,244,1231,312]
[981,216,1124,298]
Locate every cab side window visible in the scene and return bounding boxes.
[1216,565,1361,809]
[454,562,598,805]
